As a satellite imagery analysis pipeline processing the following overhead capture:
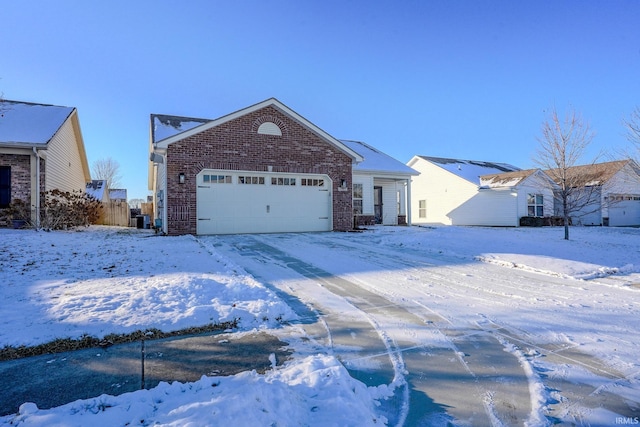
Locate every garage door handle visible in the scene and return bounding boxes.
[266,205,270,213]
[198,218,211,221]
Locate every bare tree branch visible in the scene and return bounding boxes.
[623,106,640,161]
[534,106,598,240]
[92,157,123,190]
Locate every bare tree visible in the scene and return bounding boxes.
[128,198,145,209]
[534,106,597,240]
[92,157,123,190]
[623,106,640,160]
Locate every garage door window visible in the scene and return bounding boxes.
[203,175,232,184]
[271,177,296,186]
[301,178,324,187]
[239,176,265,185]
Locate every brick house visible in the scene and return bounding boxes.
[0,100,91,226]
[149,98,415,235]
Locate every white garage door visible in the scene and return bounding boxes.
[196,170,332,234]
[608,195,640,227]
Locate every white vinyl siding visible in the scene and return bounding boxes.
[409,159,479,225]
[353,174,374,217]
[44,118,87,192]
[448,189,518,226]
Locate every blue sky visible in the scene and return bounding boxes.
[2,1,639,200]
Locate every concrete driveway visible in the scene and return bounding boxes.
[208,232,638,426]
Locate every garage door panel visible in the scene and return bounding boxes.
[609,197,640,227]
[197,170,332,234]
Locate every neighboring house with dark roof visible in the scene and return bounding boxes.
[407,155,546,226]
[545,159,640,226]
[85,180,129,227]
[0,100,91,226]
[148,98,414,235]
[85,179,109,203]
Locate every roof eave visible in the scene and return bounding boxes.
[354,168,419,178]
[154,98,364,162]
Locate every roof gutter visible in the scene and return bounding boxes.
[0,142,47,150]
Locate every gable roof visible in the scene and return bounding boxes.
[109,188,127,200]
[341,140,418,176]
[545,160,635,187]
[151,98,364,163]
[480,169,538,188]
[86,180,107,200]
[151,114,210,144]
[0,100,75,146]
[414,155,520,184]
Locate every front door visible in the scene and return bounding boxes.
[374,186,383,224]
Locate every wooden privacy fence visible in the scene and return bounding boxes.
[101,201,129,227]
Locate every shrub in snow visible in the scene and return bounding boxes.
[39,189,102,229]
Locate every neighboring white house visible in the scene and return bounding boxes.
[341,140,418,227]
[408,156,527,226]
[546,159,640,227]
[477,169,558,225]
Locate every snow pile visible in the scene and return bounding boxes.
[3,355,387,427]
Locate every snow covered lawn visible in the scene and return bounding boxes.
[0,227,296,348]
[1,225,639,426]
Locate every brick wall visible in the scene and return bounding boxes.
[0,153,32,203]
[165,105,353,235]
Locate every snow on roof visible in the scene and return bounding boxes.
[419,156,520,184]
[341,140,418,176]
[479,169,537,188]
[85,180,106,200]
[151,114,210,143]
[109,188,127,200]
[545,160,632,187]
[0,100,74,145]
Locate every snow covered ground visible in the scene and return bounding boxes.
[1,225,639,426]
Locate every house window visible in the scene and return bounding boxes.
[527,194,544,217]
[0,166,10,209]
[353,183,363,215]
[418,200,426,218]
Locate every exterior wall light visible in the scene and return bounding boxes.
[179,173,185,184]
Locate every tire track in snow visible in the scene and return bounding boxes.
[205,235,411,426]
[244,234,537,426]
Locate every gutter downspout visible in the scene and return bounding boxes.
[162,154,168,235]
[406,178,412,226]
[32,147,41,228]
